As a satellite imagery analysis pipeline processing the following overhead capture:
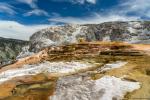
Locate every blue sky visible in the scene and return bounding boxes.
[0,0,120,24]
[0,0,150,40]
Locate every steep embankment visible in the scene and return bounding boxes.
[0,37,28,66]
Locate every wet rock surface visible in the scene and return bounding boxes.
[0,42,149,100]
[50,75,140,100]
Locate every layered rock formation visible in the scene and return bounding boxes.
[0,42,150,100]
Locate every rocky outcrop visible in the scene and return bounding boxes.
[0,37,28,67]
[29,24,87,52]
[29,21,150,52]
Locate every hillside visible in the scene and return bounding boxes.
[0,37,29,67]
[29,21,150,52]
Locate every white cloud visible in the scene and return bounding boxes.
[49,13,140,24]
[24,9,49,16]
[49,0,150,24]
[121,0,150,11]
[117,0,150,18]
[52,0,96,4]
[0,20,52,40]
[17,0,49,17]
[75,0,96,4]
[0,3,16,15]
[86,0,96,4]
[17,0,37,8]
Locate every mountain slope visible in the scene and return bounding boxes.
[29,21,150,52]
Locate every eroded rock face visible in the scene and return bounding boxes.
[29,21,150,52]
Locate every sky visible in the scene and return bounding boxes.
[0,0,150,40]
